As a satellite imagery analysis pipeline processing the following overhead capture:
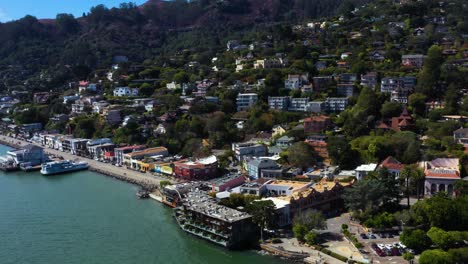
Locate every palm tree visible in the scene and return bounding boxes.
[400,165,425,207]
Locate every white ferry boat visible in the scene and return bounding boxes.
[40,160,89,175]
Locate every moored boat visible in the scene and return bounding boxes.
[40,160,89,175]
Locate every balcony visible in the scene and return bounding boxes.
[181,224,228,247]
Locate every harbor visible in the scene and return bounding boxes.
[0,143,283,264]
[0,135,170,190]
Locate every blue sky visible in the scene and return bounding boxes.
[0,0,147,22]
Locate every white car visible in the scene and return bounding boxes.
[398,242,407,249]
[385,244,393,250]
[377,244,385,250]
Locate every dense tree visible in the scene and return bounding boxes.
[381,101,402,119]
[55,14,80,35]
[286,142,317,169]
[419,249,453,264]
[408,93,427,116]
[417,45,444,97]
[293,210,327,231]
[246,200,277,241]
[400,229,432,253]
[443,84,459,115]
[327,136,360,169]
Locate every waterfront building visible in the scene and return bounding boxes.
[6,144,46,166]
[236,93,258,111]
[261,197,291,227]
[424,158,460,196]
[278,180,351,216]
[114,145,145,165]
[232,142,267,161]
[61,138,89,156]
[174,191,258,249]
[123,147,169,169]
[87,143,115,160]
[173,156,218,181]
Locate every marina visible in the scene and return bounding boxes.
[0,144,284,264]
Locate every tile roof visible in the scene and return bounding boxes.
[380,156,403,171]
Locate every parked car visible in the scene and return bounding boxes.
[392,247,401,256]
[360,233,368,239]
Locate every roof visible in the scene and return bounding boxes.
[304,115,331,122]
[379,156,403,171]
[266,180,311,190]
[184,191,251,223]
[425,169,460,179]
[126,147,168,158]
[428,158,459,169]
[355,163,378,172]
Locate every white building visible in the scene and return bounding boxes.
[113,87,139,97]
[354,163,378,180]
[325,97,348,112]
[284,74,309,90]
[236,93,258,111]
[268,96,290,110]
[288,98,309,112]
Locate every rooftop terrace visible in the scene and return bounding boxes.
[184,191,251,223]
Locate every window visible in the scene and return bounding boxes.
[439,184,446,192]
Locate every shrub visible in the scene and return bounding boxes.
[341,224,349,230]
[271,238,282,244]
[403,252,414,261]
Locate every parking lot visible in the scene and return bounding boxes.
[357,231,411,264]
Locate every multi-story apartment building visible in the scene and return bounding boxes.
[336,84,355,97]
[174,191,258,249]
[284,74,309,90]
[312,76,334,91]
[236,93,258,111]
[360,72,378,89]
[402,54,425,68]
[288,98,309,112]
[307,101,326,113]
[268,96,290,110]
[325,97,349,112]
[232,142,267,161]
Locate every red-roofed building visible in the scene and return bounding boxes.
[174,156,219,181]
[304,115,332,133]
[424,158,460,196]
[379,156,404,178]
[377,108,414,132]
[305,135,329,159]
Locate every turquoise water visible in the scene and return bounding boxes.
[0,145,284,264]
